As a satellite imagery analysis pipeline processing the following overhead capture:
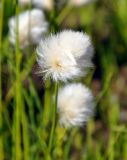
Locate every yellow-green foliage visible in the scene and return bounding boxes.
[0,0,127,159]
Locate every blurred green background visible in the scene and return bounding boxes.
[0,0,127,159]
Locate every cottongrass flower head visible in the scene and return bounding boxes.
[58,83,94,127]
[18,0,54,10]
[37,30,94,82]
[8,9,48,49]
[69,0,96,6]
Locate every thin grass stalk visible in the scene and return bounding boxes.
[54,126,66,158]
[23,89,35,126]
[29,78,41,111]
[23,87,47,156]
[56,6,73,25]
[107,131,115,160]
[123,131,127,159]
[107,130,122,160]
[43,79,51,126]
[64,128,77,160]
[5,53,35,105]
[27,0,32,55]
[14,4,30,159]
[13,2,22,160]
[21,96,30,160]
[0,0,4,159]
[106,94,119,159]
[95,71,113,107]
[110,127,127,159]
[46,82,58,159]
[94,144,103,160]
[85,120,94,159]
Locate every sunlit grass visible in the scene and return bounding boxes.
[0,0,127,159]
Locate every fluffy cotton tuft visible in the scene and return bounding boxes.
[18,0,54,10]
[58,83,94,127]
[37,30,94,82]
[8,9,48,49]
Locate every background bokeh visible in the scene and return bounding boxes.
[0,0,127,159]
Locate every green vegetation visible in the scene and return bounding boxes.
[0,0,127,159]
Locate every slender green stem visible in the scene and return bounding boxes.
[13,3,22,160]
[5,53,35,105]
[47,82,59,159]
[64,128,77,160]
[56,6,73,25]
[21,100,30,160]
[123,132,127,159]
[107,131,121,160]
[95,72,113,107]
[43,79,51,126]
[0,0,4,159]
[27,0,32,55]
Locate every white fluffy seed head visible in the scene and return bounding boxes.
[37,30,94,82]
[8,9,48,49]
[18,0,54,10]
[58,83,94,127]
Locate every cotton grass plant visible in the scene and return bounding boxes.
[58,83,94,127]
[9,9,48,49]
[1,0,126,159]
[36,29,94,158]
[37,30,94,81]
[2,0,95,159]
